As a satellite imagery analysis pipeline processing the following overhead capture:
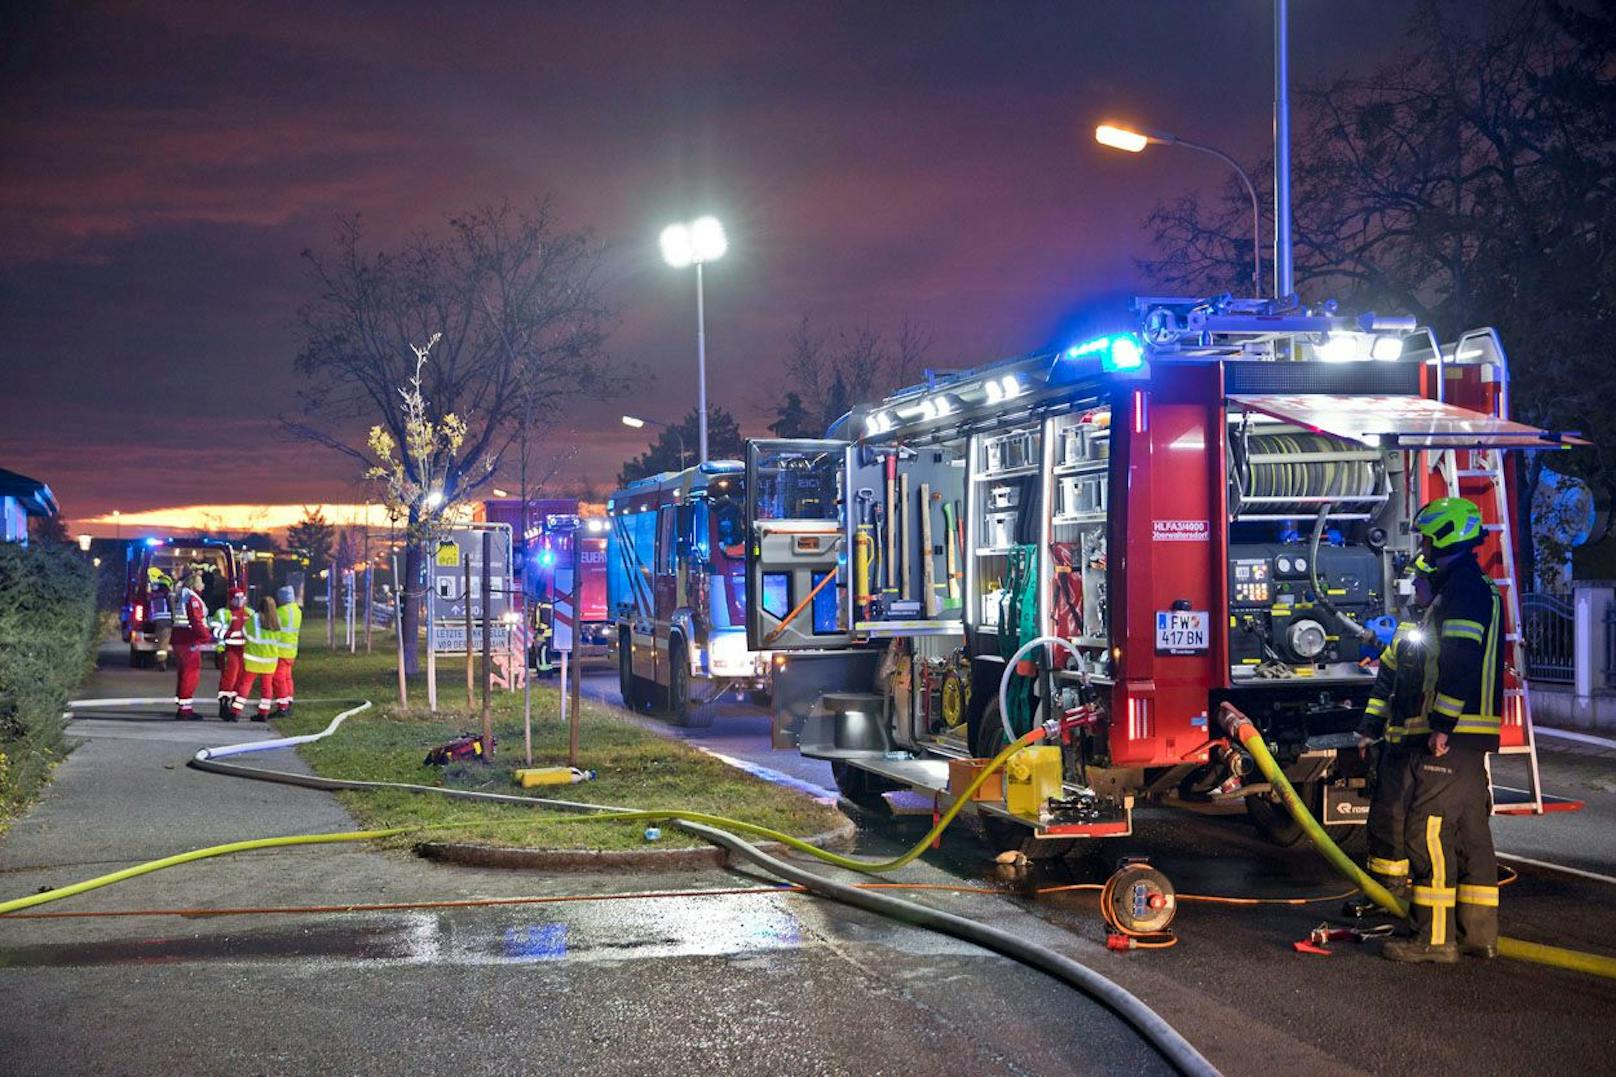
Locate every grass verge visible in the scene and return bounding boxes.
[277,620,845,851]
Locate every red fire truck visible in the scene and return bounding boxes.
[607,461,771,727]
[745,296,1581,857]
[480,498,610,664]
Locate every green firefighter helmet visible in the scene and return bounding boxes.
[1414,497,1483,549]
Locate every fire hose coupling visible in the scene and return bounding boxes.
[1215,701,1255,742]
[1042,703,1101,745]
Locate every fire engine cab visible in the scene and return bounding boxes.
[608,461,771,727]
[745,295,1582,858]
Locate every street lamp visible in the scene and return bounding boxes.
[622,414,689,470]
[659,215,727,464]
[1095,123,1262,297]
[77,534,92,553]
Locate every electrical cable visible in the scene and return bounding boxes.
[1219,701,1616,981]
[23,696,1220,1075]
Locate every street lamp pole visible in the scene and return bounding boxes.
[695,260,708,464]
[660,216,727,465]
[1096,124,1262,297]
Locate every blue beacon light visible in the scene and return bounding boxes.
[1065,333,1144,372]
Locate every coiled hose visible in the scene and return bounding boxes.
[1218,702,1616,980]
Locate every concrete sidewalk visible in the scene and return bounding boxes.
[1,641,737,916]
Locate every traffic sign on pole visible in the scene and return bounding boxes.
[428,524,514,653]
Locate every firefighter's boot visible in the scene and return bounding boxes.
[1382,938,1458,964]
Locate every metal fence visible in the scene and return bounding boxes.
[1521,592,1574,684]
[1606,604,1616,690]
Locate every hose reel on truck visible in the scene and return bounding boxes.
[1225,428,1391,676]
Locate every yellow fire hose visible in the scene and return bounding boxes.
[1218,703,1616,980]
[0,829,411,916]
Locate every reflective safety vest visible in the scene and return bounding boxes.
[209,608,231,652]
[275,602,302,661]
[243,610,281,674]
[1361,618,1437,744]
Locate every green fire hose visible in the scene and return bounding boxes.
[1218,703,1616,980]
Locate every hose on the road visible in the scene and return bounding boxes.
[185,701,1052,876]
[1218,702,1616,981]
[26,695,1218,1076]
[0,827,412,916]
[679,818,1218,1077]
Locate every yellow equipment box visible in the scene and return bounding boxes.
[1004,745,1063,818]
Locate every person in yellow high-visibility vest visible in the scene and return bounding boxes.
[272,585,302,716]
[232,597,281,722]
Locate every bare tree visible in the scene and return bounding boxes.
[767,316,935,437]
[287,201,620,672]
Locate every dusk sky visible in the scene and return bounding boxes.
[1,1,1422,533]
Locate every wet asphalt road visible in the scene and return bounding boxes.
[579,670,1616,1077]
[0,650,1612,1076]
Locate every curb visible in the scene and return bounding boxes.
[415,816,859,873]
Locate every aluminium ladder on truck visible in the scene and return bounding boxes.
[1433,328,1558,816]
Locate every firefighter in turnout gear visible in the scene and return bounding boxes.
[1384,498,1504,964]
[271,585,301,716]
[147,568,174,671]
[168,569,213,720]
[233,597,281,722]
[1345,557,1437,918]
[211,588,248,719]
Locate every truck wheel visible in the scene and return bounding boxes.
[669,638,715,728]
[1245,790,1307,847]
[830,760,894,816]
[129,645,140,669]
[972,700,1077,861]
[618,636,642,710]
[1246,782,1369,853]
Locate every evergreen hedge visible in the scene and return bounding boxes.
[0,542,98,825]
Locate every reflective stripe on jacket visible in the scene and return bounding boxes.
[243,610,281,674]
[1425,553,1505,749]
[275,602,302,661]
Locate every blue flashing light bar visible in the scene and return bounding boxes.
[1064,333,1144,372]
[144,537,165,546]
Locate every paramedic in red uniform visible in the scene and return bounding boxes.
[169,569,214,720]
[215,588,248,719]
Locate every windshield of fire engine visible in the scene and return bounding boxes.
[694,495,746,562]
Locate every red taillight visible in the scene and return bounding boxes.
[134,603,144,623]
